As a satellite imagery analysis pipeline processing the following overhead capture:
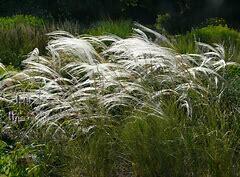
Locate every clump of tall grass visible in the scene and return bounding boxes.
[0,24,48,67]
[0,15,46,67]
[174,25,240,63]
[0,15,83,68]
[1,24,240,177]
[86,20,133,38]
[0,15,44,28]
[0,15,132,68]
[1,24,237,126]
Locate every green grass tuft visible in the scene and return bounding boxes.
[86,20,133,38]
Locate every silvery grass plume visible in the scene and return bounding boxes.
[0,63,8,102]
[0,63,5,71]
[1,25,236,126]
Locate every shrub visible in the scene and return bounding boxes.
[0,141,41,177]
[0,102,41,177]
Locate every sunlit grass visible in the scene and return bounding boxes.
[86,20,133,38]
[0,24,240,177]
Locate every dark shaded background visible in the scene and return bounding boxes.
[0,0,239,33]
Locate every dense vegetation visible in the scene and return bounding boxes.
[0,13,240,177]
[1,0,240,32]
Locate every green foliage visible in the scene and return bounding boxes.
[155,13,171,34]
[2,0,240,34]
[174,25,240,62]
[120,0,139,11]
[121,113,185,177]
[0,15,47,67]
[1,24,240,177]
[171,34,197,54]
[0,15,44,29]
[64,121,121,177]
[0,114,41,177]
[86,20,133,38]
[0,141,41,177]
[25,119,122,177]
[25,104,240,177]
[0,16,83,68]
[120,101,240,177]
[202,17,227,27]
[193,26,240,47]
[222,65,240,109]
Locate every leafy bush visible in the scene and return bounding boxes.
[0,141,41,177]
[0,105,41,177]
[174,26,240,62]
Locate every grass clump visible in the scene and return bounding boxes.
[86,20,133,38]
[0,15,47,67]
[0,15,83,68]
[0,140,41,177]
[0,15,44,29]
[121,103,240,177]
[0,25,48,67]
[174,25,240,62]
[0,24,240,176]
[0,15,132,68]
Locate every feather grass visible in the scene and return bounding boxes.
[1,25,237,126]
